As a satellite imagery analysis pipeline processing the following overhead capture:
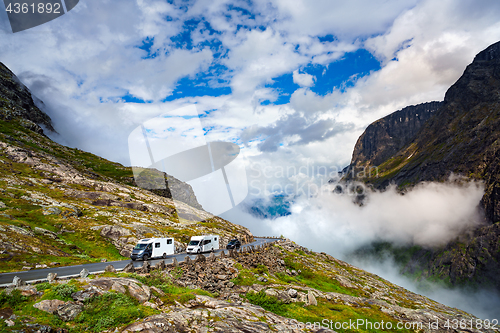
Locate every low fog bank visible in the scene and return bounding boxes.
[222,179,500,320]
[350,255,500,321]
[231,180,486,256]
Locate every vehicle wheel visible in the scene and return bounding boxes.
[131,258,136,261]
[197,249,201,254]
[163,253,167,259]
[143,254,149,261]
[211,248,214,253]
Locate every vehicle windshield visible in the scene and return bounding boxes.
[228,240,237,245]
[133,243,148,250]
[189,240,200,246]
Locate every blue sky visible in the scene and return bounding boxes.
[0,0,499,186]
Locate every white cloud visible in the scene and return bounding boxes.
[0,0,498,180]
[292,70,315,87]
[233,180,485,257]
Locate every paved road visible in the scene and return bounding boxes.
[0,237,279,287]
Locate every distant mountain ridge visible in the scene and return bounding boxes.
[347,41,500,290]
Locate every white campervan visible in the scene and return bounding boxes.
[130,238,175,261]
[186,235,219,254]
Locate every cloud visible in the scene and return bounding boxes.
[241,113,353,152]
[351,255,500,320]
[235,180,485,257]
[292,70,315,87]
[266,0,419,40]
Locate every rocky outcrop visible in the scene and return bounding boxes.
[88,277,152,303]
[6,239,493,333]
[55,302,83,322]
[33,299,66,314]
[398,222,500,289]
[351,101,442,169]
[0,62,54,132]
[121,294,333,333]
[0,135,253,267]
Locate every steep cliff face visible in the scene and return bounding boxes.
[0,62,54,133]
[351,41,500,223]
[351,101,443,168]
[348,41,500,290]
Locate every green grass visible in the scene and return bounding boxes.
[232,269,261,286]
[0,289,29,310]
[119,270,213,305]
[281,256,361,297]
[75,292,154,332]
[244,291,412,333]
[0,270,213,332]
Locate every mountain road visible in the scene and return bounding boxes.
[0,237,280,287]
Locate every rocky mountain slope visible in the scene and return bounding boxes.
[350,101,443,169]
[348,41,500,290]
[1,240,493,332]
[0,63,53,134]
[0,62,253,272]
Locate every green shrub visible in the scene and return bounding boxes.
[0,289,29,309]
[35,282,52,291]
[145,269,171,286]
[54,284,77,300]
[171,267,184,279]
[253,264,269,275]
[76,292,144,332]
[231,269,258,286]
[244,291,288,316]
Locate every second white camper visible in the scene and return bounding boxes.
[186,235,219,254]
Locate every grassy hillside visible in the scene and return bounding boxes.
[0,115,253,272]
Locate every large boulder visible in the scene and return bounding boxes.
[305,290,317,306]
[104,265,116,273]
[71,286,102,302]
[34,227,58,239]
[12,276,25,287]
[141,260,151,274]
[79,268,89,278]
[33,299,66,314]
[100,225,131,239]
[47,272,57,283]
[122,262,135,273]
[89,277,151,303]
[56,302,83,321]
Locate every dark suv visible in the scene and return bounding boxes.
[226,239,241,250]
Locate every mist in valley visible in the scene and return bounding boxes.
[222,179,500,320]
